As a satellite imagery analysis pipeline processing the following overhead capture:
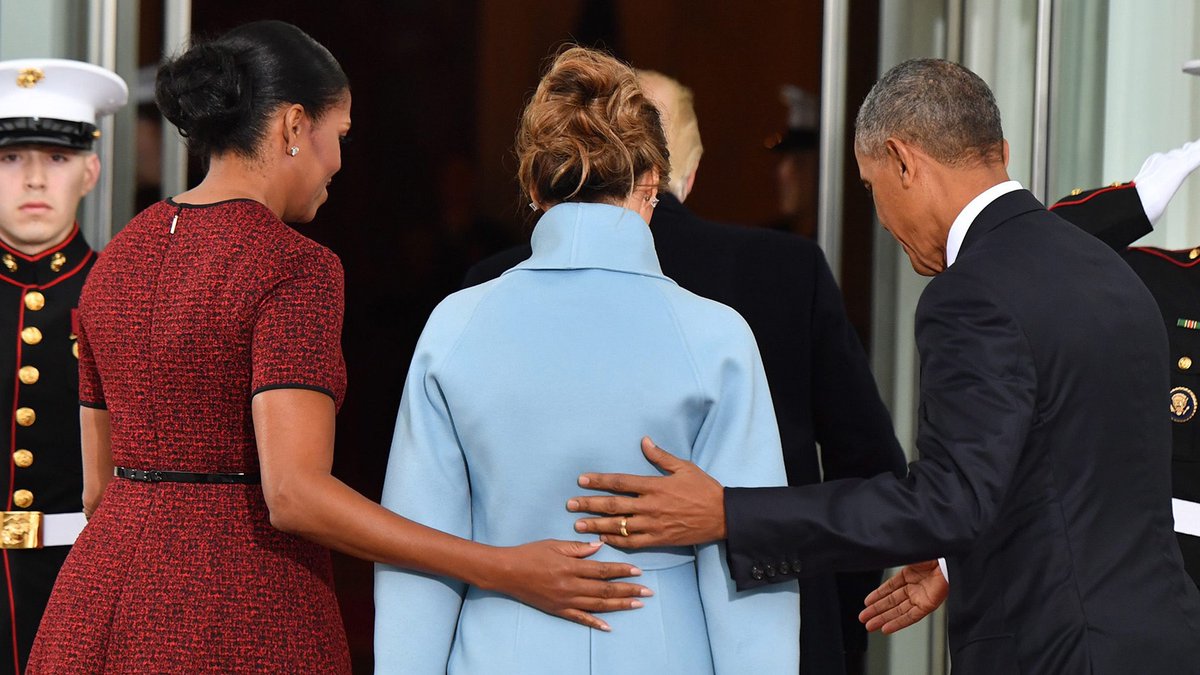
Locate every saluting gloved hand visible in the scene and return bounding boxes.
[1134,137,1200,224]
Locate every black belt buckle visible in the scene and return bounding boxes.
[118,468,163,482]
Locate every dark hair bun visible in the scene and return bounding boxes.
[155,43,251,150]
[155,21,347,159]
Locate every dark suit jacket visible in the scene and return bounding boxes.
[465,193,907,675]
[1051,183,1200,588]
[724,190,1200,673]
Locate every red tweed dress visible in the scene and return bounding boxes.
[26,199,350,673]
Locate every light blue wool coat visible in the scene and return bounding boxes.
[374,202,800,674]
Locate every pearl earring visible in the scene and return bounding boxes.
[289,146,299,157]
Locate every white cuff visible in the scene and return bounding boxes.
[1173,498,1200,537]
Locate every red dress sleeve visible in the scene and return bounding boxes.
[250,247,347,407]
[77,316,105,409]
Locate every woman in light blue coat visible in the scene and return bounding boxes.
[375,46,799,674]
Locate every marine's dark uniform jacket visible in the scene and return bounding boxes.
[1050,183,1200,589]
[0,225,94,674]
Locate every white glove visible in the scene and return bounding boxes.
[1134,137,1200,224]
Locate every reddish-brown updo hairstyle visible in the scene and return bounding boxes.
[517,45,670,207]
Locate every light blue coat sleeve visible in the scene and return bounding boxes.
[688,313,801,674]
[374,311,472,674]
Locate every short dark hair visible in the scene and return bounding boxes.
[155,20,348,159]
[855,58,1004,166]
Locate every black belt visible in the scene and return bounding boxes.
[114,467,261,484]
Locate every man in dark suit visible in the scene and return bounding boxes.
[569,58,1200,673]
[465,71,906,675]
[855,137,1200,637]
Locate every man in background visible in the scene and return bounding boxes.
[0,58,127,674]
[764,84,820,238]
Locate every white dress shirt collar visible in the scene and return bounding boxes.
[945,180,1023,267]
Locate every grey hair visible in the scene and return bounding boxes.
[854,58,1004,166]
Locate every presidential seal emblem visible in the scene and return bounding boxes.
[1170,386,1197,423]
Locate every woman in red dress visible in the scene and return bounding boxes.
[27,21,648,673]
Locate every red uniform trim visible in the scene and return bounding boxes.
[35,248,94,291]
[1126,246,1200,268]
[3,550,17,675]
[1048,182,1136,210]
[3,292,23,675]
[8,294,24,512]
[0,246,94,290]
[0,224,81,262]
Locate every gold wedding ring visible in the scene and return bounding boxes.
[619,517,629,537]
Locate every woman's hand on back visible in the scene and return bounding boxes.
[476,539,652,631]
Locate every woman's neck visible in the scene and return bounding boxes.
[172,155,286,219]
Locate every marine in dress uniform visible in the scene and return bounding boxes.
[1050,179,1200,589]
[0,58,126,674]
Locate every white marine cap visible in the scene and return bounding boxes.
[0,58,128,149]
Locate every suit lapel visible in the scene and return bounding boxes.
[959,189,1045,257]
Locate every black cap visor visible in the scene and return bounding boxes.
[0,117,97,150]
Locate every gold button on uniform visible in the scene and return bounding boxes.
[72,341,79,359]
[14,408,34,427]
[20,327,41,345]
[17,366,38,384]
[23,291,44,311]
[1181,357,1194,371]
[12,450,31,468]
[1190,248,1200,261]
[12,490,32,509]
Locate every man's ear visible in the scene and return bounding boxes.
[79,153,101,197]
[886,137,918,187]
[682,166,698,202]
[1002,139,1010,168]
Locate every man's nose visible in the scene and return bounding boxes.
[24,157,46,189]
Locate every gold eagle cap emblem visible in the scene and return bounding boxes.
[16,68,44,88]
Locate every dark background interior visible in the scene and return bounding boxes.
[138,1,882,670]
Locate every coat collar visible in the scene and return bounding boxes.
[0,223,94,288]
[958,189,1045,259]
[510,202,670,281]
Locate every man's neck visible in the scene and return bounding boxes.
[930,163,1013,232]
[0,224,75,257]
